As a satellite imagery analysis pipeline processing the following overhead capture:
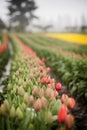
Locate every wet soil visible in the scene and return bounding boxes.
[50,71,87,130]
[72,101,87,130]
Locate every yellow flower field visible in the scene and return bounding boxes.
[46,33,87,45]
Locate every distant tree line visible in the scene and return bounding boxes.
[0,0,38,32]
[0,1,87,32]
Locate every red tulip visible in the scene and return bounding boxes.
[58,104,67,123]
[41,57,45,63]
[61,94,68,103]
[68,97,76,109]
[40,76,51,84]
[55,82,62,91]
[54,90,58,99]
[46,76,51,84]
[39,67,44,73]
[40,77,45,84]
[65,114,74,128]
[46,67,51,73]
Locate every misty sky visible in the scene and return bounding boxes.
[0,0,87,27]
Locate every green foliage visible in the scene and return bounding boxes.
[52,99,61,115]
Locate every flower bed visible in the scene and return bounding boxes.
[46,33,87,45]
[27,34,87,57]
[0,35,76,130]
[19,36,87,102]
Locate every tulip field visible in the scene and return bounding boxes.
[46,33,87,45]
[0,33,87,130]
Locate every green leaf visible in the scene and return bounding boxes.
[52,99,61,115]
[70,86,77,95]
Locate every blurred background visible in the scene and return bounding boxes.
[0,0,87,33]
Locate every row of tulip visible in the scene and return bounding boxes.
[46,33,87,45]
[27,35,87,58]
[45,35,87,56]
[19,36,87,102]
[27,36,85,59]
[0,35,76,130]
[0,36,8,53]
[0,35,10,78]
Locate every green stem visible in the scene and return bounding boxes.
[1,117,4,130]
[6,116,11,130]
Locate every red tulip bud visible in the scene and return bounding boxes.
[34,98,42,112]
[61,94,68,104]
[55,82,62,91]
[46,67,51,73]
[68,97,76,109]
[65,114,74,128]
[41,57,45,63]
[54,90,58,99]
[29,95,35,105]
[58,104,67,123]
[39,67,44,73]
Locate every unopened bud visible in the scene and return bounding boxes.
[34,98,42,112]
[16,107,23,120]
[0,104,6,115]
[18,87,25,96]
[45,88,54,99]
[4,99,10,111]
[38,88,44,97]
[45,111,53,124]
[67,98,76,109]
[10,106,16,118]
[22,102,27,110]
[41,97,48,109]
[29,95,35,105]
[32,86,39,96]
[16,70,19,76]
[65,114,74,128]
[24,93,29,104]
